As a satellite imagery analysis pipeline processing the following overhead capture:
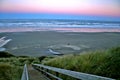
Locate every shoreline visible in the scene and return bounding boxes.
[0,27,120,33]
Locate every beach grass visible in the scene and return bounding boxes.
[0,63,22,80]
[43,47,120,80]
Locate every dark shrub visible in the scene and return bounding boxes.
[0,52,15,58]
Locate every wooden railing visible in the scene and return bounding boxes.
[21,64,29,80]
[32,64,115,80]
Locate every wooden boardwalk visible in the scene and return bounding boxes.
[33,64,115,80]
[28,65,48,80]
[21,64,115,80]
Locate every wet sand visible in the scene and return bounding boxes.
[0,27,120,33]
[0,31,120,56]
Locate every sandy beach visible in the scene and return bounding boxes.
[0,31,120,56]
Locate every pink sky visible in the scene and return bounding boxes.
[0,0,120,17]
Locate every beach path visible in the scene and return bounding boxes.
[28,65,48,80]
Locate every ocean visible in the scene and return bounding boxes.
[0,19,120,30]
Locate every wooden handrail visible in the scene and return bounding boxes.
[32,64,115,80]
[21,64,29,80]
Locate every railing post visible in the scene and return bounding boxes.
[46,69,49,77]
[56,72,59,80]
[41,67,44,74]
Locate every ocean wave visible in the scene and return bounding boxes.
[0,20,120,28]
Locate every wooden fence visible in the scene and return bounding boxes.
[21,64,29,80]
[32,64,115,80]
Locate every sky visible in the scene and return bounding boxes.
[0,0,120,21]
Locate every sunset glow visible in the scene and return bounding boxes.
[0,0,120,17]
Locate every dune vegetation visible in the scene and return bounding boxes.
[0,47,120,80]
[0,52,40,80]
[43,47,120,80]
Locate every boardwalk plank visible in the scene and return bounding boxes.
[28,65,48,80]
